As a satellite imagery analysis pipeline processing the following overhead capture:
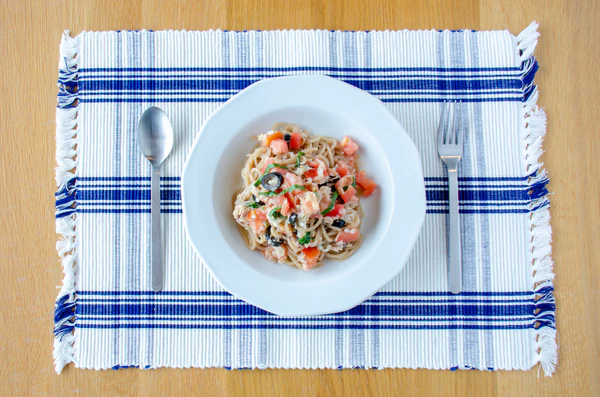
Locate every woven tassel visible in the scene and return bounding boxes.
[54,30,79,374]
[518,21,556,377]
[517,21,540,62]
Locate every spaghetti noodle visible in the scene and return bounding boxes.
[233,123,377,270]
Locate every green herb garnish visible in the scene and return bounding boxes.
[296,151,305,167]
[298,232,311,245]
[352,176,357,188]
[321,191,339,215]
[269,206,282,219]
[259,184,306,197]
[253,163,288,187]
[246,201,261,208]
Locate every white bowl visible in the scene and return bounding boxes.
[182,75,425,316]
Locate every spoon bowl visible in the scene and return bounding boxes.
[138,107,174,167]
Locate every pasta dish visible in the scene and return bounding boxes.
[233,123,377,271]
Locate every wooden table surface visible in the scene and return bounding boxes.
[1,0,598,395]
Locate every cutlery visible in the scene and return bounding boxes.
[138,106,174,292]
[437,102,464,294]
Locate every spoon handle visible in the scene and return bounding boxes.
[151,166,164,292]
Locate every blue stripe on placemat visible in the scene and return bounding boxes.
[71,174,546,215]
[82,89,522,96]
[78,66,524,104]
[82,73,520,80]
[76,176,531,182]
[75,323,534,330]
[77,208,533,215]
[78,298,534,304]
[79,66,522,73]
[75,188,532,202]
[79,316,533,323]
[77,290,534,296]
[79,79,521,92]
[79,97,524,104]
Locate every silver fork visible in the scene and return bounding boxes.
[437,102,464,294]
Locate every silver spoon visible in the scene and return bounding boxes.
[138,106,174,292]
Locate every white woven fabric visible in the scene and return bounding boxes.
[53,23,556,375]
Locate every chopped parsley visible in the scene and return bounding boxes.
[321,191,339,215]
[296,151,305,167]
[269,206,283,219]
[298,232,311,245]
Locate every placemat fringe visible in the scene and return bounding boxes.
[517,21,540,62]
[53,30,79,374]
[518,21,556,377]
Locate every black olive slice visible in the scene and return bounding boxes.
[260,172,283,191]
[332,219,346,228]
[289,213,298,227]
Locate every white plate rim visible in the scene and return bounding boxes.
[182,74,426,316]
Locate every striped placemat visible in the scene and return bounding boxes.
[53,22,555,375]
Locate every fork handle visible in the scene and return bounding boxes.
[448,168,462,294]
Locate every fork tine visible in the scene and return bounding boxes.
[437,102,449,146]
[452,101,459,145]
[447,101,454,144]
[457,101,464,146]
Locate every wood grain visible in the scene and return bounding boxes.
[0,0,598,395]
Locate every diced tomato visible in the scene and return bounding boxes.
[261,158,276,173]
[281,199,291,216]
[336,161,349,177]
[307,159,329,178]
[335,176,356,203]
[335,176,352,190]
[323,203,345,218]
[281,196,293,216]
[289,132,303,149]
[270,139,288,155]
[282,192,300,215]
[301,247,320,270]
[282,172,303,190]
[284,192,296,206]
[304,168,318,179]
[265,195,285,210]
[263,131,284,147]
[356,170,377,197]
[340,185,355,203]
[341,136,359,155]
[246,209,266,223]
[336,228,360,243]
[247,209,267,235]
[346,155,356,168]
